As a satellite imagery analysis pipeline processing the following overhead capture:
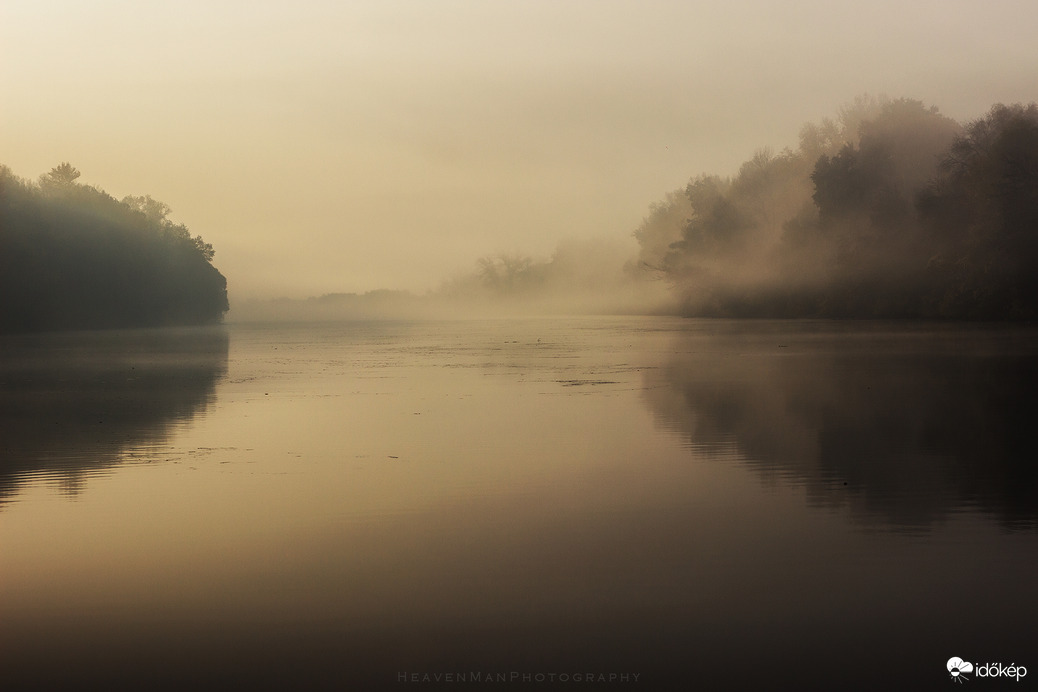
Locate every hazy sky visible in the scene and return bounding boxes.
[3,0,1036,300]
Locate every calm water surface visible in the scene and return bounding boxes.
[1,318,1035,690]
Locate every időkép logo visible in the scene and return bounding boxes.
[948,657,1027,683]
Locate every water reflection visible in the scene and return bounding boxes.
[643,322,1038,529]
[0,327,228,505]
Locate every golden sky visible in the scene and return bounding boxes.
[3,0,1036,300]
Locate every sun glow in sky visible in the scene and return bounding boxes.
[3,0,1036,301]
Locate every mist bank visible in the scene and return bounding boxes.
[0,164,228,333]
[229,236,675,322]
[634,97,1038,320]
[237,96,1038,324]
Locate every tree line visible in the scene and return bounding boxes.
[634,98,1038,319]
[0,163,228,332]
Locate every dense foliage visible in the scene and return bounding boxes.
[0,164,228,332]
[634,98,1038,319]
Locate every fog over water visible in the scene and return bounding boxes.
[3,1,1037,303]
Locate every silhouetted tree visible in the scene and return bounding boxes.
[631,97,1037,319]
[632,191,691,275]
[477,253,540,292]
[919,103,1038,318]
[39,162,81,189]
[0,164,229,333]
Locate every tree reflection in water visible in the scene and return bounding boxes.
[0,327,228,505]
[642,322,1038,529]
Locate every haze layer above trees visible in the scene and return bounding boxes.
[0,164,228,333]
[634,98,1038,320]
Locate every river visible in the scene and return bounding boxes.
[1,318,1035,690]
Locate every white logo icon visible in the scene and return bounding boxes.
[948,657,974,683]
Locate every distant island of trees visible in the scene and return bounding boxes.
[0,163,228,333]
[633,98,1038,320]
